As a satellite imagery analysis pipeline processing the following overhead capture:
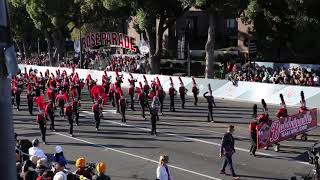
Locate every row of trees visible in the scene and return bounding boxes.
[8,0,320,77]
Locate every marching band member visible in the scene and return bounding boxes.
[102,71,111,95]
[36,110,47,144]
[137,82,148,119]
[85,74,92,91]
[45,100,55,131]
[178,77,187,109]
[64,103,74,137]
[27,86,35,115]
[203,84,216,122]
[119,93,127,123]
[192,77,199,106]
[252,104,258,118]
[72,98,81,126]
[168,77,177,112]
[56,90,66,117]
[109,84,116,107]
[156,80,165,115]
[115,70,123,88]
[256,99,269,124]
[115,87,122,113]
[299,91,308,113]
[15,78,23,111]
[276,94,288,119]
[128,73,137,111]
[92,100,101,131]
[143,75,150,98]
[150,95,161,135]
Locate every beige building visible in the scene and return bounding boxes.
[127,8,251,58]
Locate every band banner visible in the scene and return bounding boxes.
[257,108,317,149]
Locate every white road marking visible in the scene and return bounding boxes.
[81,110,313,167]
[54,132,222,180]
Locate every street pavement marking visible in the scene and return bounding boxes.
[54,132,222,180]
[81,111,313,167]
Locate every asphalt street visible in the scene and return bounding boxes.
[13,90,320,180]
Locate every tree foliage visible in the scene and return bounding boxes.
[242,0,320,60]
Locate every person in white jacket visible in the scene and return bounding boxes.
[156,155,173,180]
[28,139,47,161]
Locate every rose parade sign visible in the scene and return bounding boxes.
[81,32,137,52]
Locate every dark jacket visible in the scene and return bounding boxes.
[220,132,235,155]
[92,173,111,180]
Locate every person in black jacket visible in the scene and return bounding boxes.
[203,90,216,122]
[220,125,240,179]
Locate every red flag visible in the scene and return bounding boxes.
[72,72,79,83]
[71,88,78,98]
[46,88,53,100]
[91,85,100,100]
[35,96,46,111]
[64,92,70,102]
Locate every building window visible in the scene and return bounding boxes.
[226,19,236,29]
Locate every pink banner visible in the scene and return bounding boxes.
[257,108,317,149]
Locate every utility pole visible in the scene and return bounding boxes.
[0,0,19,179]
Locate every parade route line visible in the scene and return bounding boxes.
[81,111,312,167]
[54,132,222,180]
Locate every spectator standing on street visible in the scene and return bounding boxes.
[220,125,240,179]
[92,162,111,180]
[156,155,173,180]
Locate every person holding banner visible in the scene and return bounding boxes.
[249,120,258,156]
[299,91,308,113]
[203,84,216,122]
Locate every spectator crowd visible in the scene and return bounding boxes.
[18,51,147,74]
[16,138,111,180]
[225,62,320,86]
